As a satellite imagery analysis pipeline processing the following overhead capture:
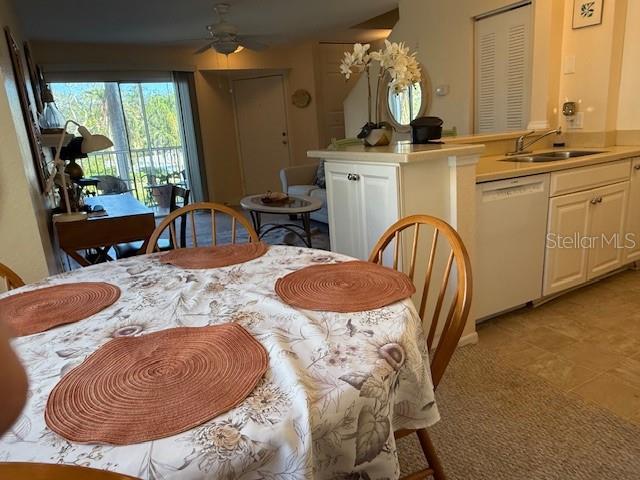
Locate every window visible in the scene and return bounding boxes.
[50,81,190,206]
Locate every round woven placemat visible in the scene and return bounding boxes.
[0,283,121,337]
[160,242,268,269]
[45,324,268,445]
[275,261,416,312]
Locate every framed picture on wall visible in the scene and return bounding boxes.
[4,27,48,191]
[572,0,604,29]
[23,41,44,114]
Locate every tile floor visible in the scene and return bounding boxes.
[478,268,640,426]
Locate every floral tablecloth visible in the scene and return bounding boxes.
[0,246,439,479]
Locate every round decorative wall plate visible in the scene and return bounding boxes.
[292,89,312,108]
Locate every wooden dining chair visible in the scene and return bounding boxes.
[0,262,25,291]
[368,215,472,480]
[0,462,139,479]
[146,202,259,254]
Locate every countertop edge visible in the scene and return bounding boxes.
[476,147,640,183]
[307,143,485,164]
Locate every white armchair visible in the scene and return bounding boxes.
[279,164,328,224]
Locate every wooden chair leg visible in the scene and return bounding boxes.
[416,428,446,480]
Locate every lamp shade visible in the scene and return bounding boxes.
[77,126,113,154]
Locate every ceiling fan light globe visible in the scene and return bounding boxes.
[214,40,240,55]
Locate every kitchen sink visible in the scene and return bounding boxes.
[500,150,607,163]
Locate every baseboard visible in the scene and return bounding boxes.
[459,332,479,347]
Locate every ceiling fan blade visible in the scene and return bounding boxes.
[195,42,215,54]
[238,36,268,51]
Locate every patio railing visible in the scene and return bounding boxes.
[77,146,187,206]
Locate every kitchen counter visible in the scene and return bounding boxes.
[477,145,640,183]
[308,141,484,164]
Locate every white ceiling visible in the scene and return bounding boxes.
[14,0,398,46]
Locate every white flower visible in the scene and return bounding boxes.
[339,43,372,80]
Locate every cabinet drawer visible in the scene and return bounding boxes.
[549,160,631,197]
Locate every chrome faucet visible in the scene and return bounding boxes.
[506,127,562,156]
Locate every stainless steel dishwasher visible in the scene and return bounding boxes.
[474,173,551,320]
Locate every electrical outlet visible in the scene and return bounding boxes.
[566,112,584,129]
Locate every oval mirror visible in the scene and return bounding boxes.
[386,77,429,131]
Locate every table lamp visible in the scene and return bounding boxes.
[45,120,113,222]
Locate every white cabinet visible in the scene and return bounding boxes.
[624,158,640,263]
[544,182,629,295]
[325,162,399,259]
[588,183,629,277]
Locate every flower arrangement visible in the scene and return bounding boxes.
[340,40,421,144]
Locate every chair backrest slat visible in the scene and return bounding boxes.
[190,211,198,247]
[145,202,259,254]
[368,214,472,389]
[211,210,217,246]
[231,217,237,244]
[169,222,178,249]
[408,225,420,281]
[392,231,400,270]
[418,229,439,318]
[426,250,454,351]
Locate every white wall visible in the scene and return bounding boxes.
[557,0,627,133]
[343,0,564,137]
[617,0,640,131]
[0,0,56,283]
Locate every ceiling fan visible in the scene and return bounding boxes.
[195,3,266,55]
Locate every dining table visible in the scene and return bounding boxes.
[0,246,440,479]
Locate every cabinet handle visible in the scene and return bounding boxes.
[352,174,360,181]
[634,164,640,170]
[347,173,354,181]
[598,197,603,203]
[590,198,599,205]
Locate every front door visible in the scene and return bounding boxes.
[233,75,291,194]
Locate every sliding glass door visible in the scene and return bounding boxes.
[51,81,193,207]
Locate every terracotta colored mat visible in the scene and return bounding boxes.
[45,324,268,445]
[0,283,121,337]
[160,242,269,269]
[275,261,416,312]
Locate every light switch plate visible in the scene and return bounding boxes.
[563,55,576,74]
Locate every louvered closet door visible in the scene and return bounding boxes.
[474,4,532,133]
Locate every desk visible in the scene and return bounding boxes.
[55,194,155,267]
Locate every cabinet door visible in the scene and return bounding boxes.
[543,190,592,296]
[587,182,629,278]
[324,162,361,258]
[624,159,640,263]
[355,164,400,261]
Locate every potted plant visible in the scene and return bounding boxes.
[340,40,422,146]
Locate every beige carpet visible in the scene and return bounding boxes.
[398,342,640,479]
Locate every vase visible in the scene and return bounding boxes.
[364,127,392,147]
[64,159,84,182]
